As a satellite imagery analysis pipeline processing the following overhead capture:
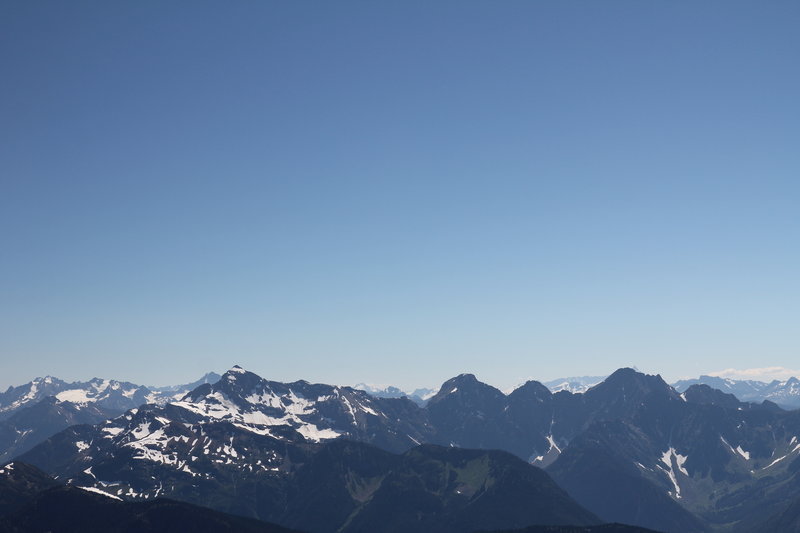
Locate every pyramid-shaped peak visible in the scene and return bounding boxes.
[216,365,262,388]
[427,373,506,406]
[606,367,664,384]
[436,373,485,391]
[588,367,675,398]
[221,365,259,379]
[609,367,643,377]
[509,379,551,398]
[180,365,266,404]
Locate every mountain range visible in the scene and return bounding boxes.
[672,374,800,410]
[542,373,800,410]
[0,372,222,420]
[355,373,800,410]
[0,373,221,463]
[3,366,800,532]
[352,383,436,406]
[541,376,607,394]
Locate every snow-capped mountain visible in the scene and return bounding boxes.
[0,372,223,420]
[148,372,222,397]
[760,376,800,408]
[171,366,431,448]
[0,377,72,420]
[14,366,800,533]
[672,374,800,409]
[353,383,436,405]
[13,366,433,514]
[542,375,607,394]
[17,366,431,476]
[0,372,223,465]
[546,372,800,532]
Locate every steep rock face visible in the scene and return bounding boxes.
[546,393,800,532]
[425,374,580,465]
[548,421,708,533]
[505,381,562,463]
[425,368,692,470]
[427,374,514,450]
[583,368,681,422]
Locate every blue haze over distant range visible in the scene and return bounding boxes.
[1,1,798,390]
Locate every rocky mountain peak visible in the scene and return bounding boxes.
[508,380,552,402]
[682,384,742,409]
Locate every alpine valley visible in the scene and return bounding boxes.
[3,366,800,532]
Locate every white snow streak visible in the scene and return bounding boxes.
[78,486,123,500]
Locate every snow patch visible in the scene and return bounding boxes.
[78,486,123,501]
[659,447,688,498]
[720,437,750,461]
[296,424,342,442]
[735,446,750,460]
[102,426,124,438]
[532,434,562,465]
[56,389,92,403]
[546,434,562,454]
[764,454,789,469]
[174,386,347,443]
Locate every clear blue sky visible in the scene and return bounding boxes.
[2,1,798,391]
